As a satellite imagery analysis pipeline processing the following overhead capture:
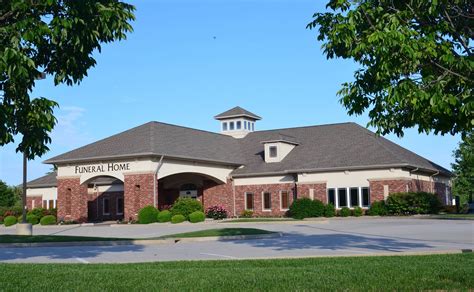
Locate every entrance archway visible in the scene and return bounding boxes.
[83,176,124,222]
[158,172,224,210]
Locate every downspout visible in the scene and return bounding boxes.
[154,155,165,208]
[408,168,419,192]
[430,171,440,193]
[231,177,236,217]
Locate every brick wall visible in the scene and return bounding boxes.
[57,177,88,223]
[234,183,295,217]
[369,179,410,202]
[124,173,156,221]
[26,196,42,210]
[202,179,234,215]
[297,183,327,202]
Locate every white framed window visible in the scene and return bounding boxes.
[251,123,255,131]
[117,197,124,215]
[349,187,359,207]
[280,190,290,210]
[337,188,348,208]
[269,146,278,158]
[361,187,370,207]
[103,198,110,215]
[262,192,272,211]
[236,121,242,130]
[245,192,254,210]
[222,122,228,131]
[328,188,336,206]
[229,121,235,131]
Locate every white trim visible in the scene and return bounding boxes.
[32,200,35,209]
[244,192,254,211]
[280,190,290,211]
[102,197,110,215]
[262,192,272,212]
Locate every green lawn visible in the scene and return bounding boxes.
[222,218,298,223]
[0,254,472,291]
[0,235,131,244]
[428,214,474,220]
[159,228,275,238]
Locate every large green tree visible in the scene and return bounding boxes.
[0,180,15,207]
[0,0,135,224]
[452,133,474,205]
[308,0,473,137]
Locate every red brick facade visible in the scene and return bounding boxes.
[202,179,234,215]
[26,196,42,210]
[297,183,327,202]
[57,177,88,223]
[123,173,156,221]
[370,178,449,204]
[87,191,124,222]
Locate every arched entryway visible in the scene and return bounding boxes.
[158,172,225,210]
[83,176,124,222]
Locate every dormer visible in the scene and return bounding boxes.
[214,106,261,138]
[262,134,299,163]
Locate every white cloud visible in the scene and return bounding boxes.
[51,106,91,149]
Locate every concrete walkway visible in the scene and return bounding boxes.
[0,218,472,263]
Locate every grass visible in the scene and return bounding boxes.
[0,235,131,244]
[428,213,474,220]
[0,254,473,290]
[159,228,275,238]
[222,218,298,223]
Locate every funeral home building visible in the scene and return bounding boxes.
[26,107,452,222]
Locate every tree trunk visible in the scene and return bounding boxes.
[22,152,27,223]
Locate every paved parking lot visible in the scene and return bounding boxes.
[0,218,472,263]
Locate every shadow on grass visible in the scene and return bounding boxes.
[223,231,432,252]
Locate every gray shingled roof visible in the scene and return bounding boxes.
[44,122,243,165]
[43,121,451,178]
[26,172,57,188]
[214,106,262,120]
[231,123,451,176]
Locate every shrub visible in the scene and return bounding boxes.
[171,214,186,224]
[339,207,351,217]
[288,198,325,219]
[367,201,388,216]
[241,210,253,218]
[206,205,228,220]
[26,214,39,225]
[353,206,363,217]
[138,206,159,224]
[4,215,17,227]
[28,208,46,219]
[170,198,203,219]
[386,192,442,215]
[324,203,336,217]
[189,211,205,223]
[40,215,56,225]
[157,210,172,223]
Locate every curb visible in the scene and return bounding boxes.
[0,232,282,248]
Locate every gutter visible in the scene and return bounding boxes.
[430,170,440,193]
[154,155,165,208]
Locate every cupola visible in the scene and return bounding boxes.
[214,106,261,138]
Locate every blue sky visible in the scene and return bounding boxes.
[0,0,460,185]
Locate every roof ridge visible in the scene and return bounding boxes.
[149,121,237,139]
[251,122,354,134]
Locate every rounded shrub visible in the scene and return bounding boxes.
[339,207,351,217]
[138,205,159,224]
[26,214,39,225]
[189,211,205,223]
[206,205,228,220]
[171,214,186,224]
[288,198,325,219]
[170,198,203,219]
[241,210,253,218]
[4,215,17,227]
[324,203,336,218]
[367,201,388,216]
[40,215,56,225]
[28,208,46,219]
[353,206,363,217]
[157,210,172,223]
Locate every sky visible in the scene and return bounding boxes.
[0,0,461,185]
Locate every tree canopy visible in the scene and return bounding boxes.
[452,133,474,205]
[0,0,135,158]
[0,180,16,207]
[308,0,473,137]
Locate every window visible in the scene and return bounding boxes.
[229,122,235,130]
[251,123,255,131]
[269,146,278,158]
[350,188,359,207]
[281,191,290,210]
[328,189,336,205]
[222,122,228,131]
[362,187,370,207]
[338,188,347,207]
[103,198,110,215]
[43,200,47,209]
[236,121,242,129]
[49,200,55,210]
[117,197,124,215]
[245,193,254,210]
[262,192,271,211]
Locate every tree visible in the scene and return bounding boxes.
[0,180,15,207]
[307,0,473,137]
[452,132,474,205]
[1,1,135,224]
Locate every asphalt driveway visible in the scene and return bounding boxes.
[0,218,472,263]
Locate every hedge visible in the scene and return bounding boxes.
[4,215,17,227]
[138,206,159,224]
[387,192,442,215]
[189,211,205,223]
[40,215,56,225]
[157,210,172,223]
[324,203,336,217]
[288,198,325,219]
[26,214,39,225]
[353,206,363,217]
[170,198,203,219]
[339,207,351,217]
[367,201,388,216]
[171,214,186,224]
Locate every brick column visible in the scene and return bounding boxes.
[297,183,327,202]
[124,173,156,221]
[369,179,410,203]
[57,177,88,223]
